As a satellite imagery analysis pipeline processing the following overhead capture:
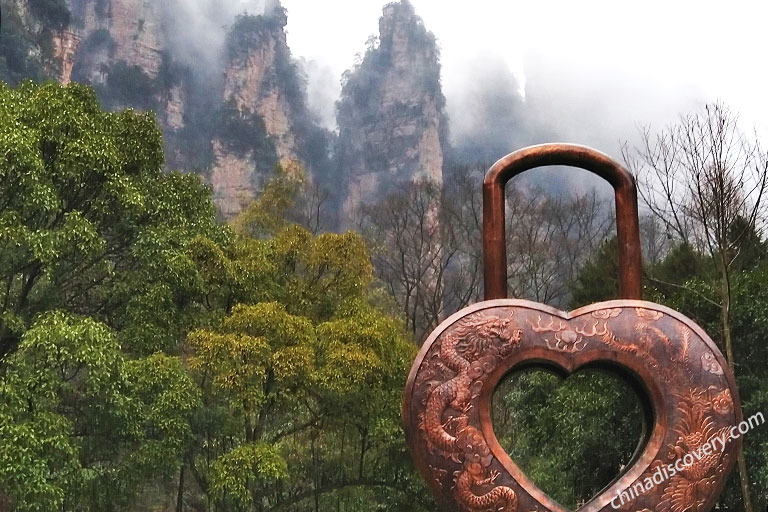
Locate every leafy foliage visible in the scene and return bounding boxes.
[28,0,71,30]
[102,61,158,111]
[177,180,424,510]
[0,312,199,511]
[564,228,768,509]
[0,80,431,511]
[225,10,289,62]
[0,80,232,510]
[213,99,278,162]
[0,82,230,359]
[568,237,620,307]
[1,16,766,511]
[493,368,644,510]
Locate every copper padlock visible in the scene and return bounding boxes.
[402,144,742,512]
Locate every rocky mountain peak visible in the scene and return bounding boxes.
[379,1,435,61]
[335,0,449,227]
[3,0,446,228]
[211,6,332,220]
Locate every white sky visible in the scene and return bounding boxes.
[273,0,768,157]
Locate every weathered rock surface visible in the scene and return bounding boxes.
[210,9,316,218]
[67,0,163,83]
[11,0,448,226]
[335,1,449,227]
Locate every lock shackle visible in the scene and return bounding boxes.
[483,143,643,301]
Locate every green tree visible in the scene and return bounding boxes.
[643,257,768,510]
[180,179,429,510]
[567,237,620,307]
[0,81,228,359]
[566,221,768,509]
[625,104,768,510]
[493,368,644,510]
[0,312,199,511]
[0,81,231,510]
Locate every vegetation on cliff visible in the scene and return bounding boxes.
[0,0,69,84]
[335,0,450,227]
[222,12,335,190]
[1,1,767,510]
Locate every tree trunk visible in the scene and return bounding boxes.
[720,263,754,512]
[176,464,185,512]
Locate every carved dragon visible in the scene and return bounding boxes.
[419,314,522,511]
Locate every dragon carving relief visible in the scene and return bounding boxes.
[405,302,740,512]
[418,313,522,511]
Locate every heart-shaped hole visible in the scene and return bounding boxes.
[491,364,651,511]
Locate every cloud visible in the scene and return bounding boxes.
[299,58,340,131]
[160,0,270,73]
[442,46,708,194]
[446,55,527,166]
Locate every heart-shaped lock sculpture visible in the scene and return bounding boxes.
[402,144,742,512]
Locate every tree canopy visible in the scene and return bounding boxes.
[0,82,431,511]
[1,82,767,512]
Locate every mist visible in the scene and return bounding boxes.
[139,0,766,199]
[446,56,528,167]
[160,0,710,165]
[300,58,340,131]
[279,0,762,194]
[161,0,274,74]
[443,49,707,194]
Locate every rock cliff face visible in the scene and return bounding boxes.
[107,0,163,75]
[61,0,332,220]
[68,0,163,83]
[211,9,302,218]
[62,0,332,218]
[0,0,70,84]
[335,1,449,226]
[51,30,82,84]
[3,0,447,226]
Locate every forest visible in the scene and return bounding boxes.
[0,80,766,512]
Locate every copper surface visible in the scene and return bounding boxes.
[403,144,741,512]
[483,144,642,300]
[403,300,742,512]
